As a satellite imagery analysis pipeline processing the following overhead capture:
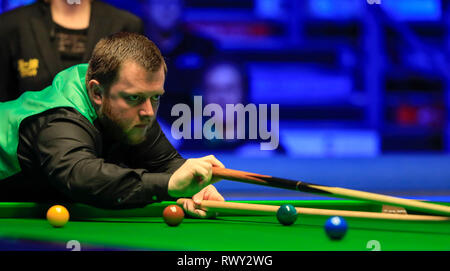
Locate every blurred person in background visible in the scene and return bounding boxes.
[0,0,144,101]
[177,57,252,152]
[177,57,285,156]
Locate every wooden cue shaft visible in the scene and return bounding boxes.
[176,199,450,221]
[212,167,450,217]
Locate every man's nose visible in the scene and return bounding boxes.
[139,99,155,118]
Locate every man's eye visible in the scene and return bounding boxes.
[126,95,140,102]
[151,95,161,102]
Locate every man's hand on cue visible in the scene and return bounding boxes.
[183,185,225,218]
[168,155,226,218]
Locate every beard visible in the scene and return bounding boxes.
[98,99,154,145]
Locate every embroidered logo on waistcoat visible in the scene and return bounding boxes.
[18,59,39,78]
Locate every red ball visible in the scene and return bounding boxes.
[162,205,184,226]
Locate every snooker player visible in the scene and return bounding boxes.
[0,32,225,218]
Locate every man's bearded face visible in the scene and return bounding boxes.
[95,61,165,145]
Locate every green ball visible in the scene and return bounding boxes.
[276,204,298,226]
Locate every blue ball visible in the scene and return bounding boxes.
[324,216,348,240]
[276,204,298,226]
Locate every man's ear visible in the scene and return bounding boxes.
[87,79,103,106]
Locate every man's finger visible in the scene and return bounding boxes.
[182,198,206,218]
[202,155,225,169]
[203,185,225,201]
[193,209,208,218]
[192,192,203,205]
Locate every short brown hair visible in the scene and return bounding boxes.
[86,32,167,92]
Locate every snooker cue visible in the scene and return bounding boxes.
[176,199,450,221]
[211,167,450,217]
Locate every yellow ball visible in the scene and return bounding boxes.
[46,205,69,227]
